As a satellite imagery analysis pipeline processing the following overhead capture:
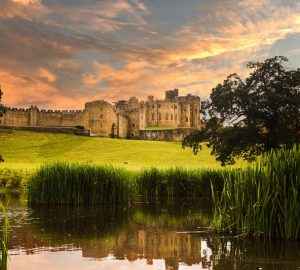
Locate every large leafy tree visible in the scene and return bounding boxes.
[0,86,6,162]
[183,56,300,165]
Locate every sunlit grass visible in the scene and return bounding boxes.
[0,129,243,170]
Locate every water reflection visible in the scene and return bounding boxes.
[1,196,300,270]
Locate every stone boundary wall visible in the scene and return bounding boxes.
[139,128,197,142]
[0,125,90,136]
[5,107,84,113]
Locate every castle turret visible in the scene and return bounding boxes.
[165,89,179,100]
[30,105,39,126]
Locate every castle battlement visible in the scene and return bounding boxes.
[85,100,109,108]
[8,108,29,112]
[39,109,84,114]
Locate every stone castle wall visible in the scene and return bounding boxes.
[0,89,202,141]
[0,125,90,136]
[139,128,197,142]
[0,108,30,126]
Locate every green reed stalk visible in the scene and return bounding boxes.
[28,162,136,205]
[28,162,229,205]
[212,145,300,240]
[136,167,226,201]
[0,204,8,270]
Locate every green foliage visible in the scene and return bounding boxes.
[0,87,6,119]
[0,87,7,164]
[0,169,28,191]
[212,146,300,240]
[28,163,229,205]
[183,56,300,165]
[28,163,136,205]
[136,167,226,201]
[0,204,8,270]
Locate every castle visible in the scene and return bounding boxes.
[0,89,201,141]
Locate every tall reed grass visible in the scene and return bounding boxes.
[0,204,8,270]
[136,167,227,201]
[27,163,227,205]
[212,145,300,240]
[28,163,136,205]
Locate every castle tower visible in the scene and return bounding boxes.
[29,105,39,126]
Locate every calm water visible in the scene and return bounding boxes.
[1,194,300,270]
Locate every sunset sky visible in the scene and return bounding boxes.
[1,0,300,109]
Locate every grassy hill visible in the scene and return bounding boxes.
[0,129,241,170]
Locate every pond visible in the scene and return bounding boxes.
[1,195,300,270]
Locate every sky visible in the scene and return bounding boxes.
[1,0,300,109]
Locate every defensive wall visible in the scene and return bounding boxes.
[139,128,196,142]
[0,125,90,136]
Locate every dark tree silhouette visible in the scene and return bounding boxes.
[183,56,300,165]
[0,86,6,162]
[0,86,6,119]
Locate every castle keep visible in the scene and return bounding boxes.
[0,89,201,141]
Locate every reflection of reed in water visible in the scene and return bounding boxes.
[206,236,300,270]
[30,205,131,239]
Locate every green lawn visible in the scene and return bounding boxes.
[0,129,242,171]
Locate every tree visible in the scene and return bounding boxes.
[0,86,6,162]
[182,56,300,165]
[0,86,6,118]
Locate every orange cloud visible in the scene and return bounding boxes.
[0,0,46,19]
[38,68,57,83]
[12,0,40,5]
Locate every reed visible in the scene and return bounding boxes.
[136,167,227,201]
[212,145,300,240]
[28,162,136,205]
[0,204,8,270]
[28,163,228,205]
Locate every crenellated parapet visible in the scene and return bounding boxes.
[85,100,110,109]
[6,107,30,112]
[39,109,84,114]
